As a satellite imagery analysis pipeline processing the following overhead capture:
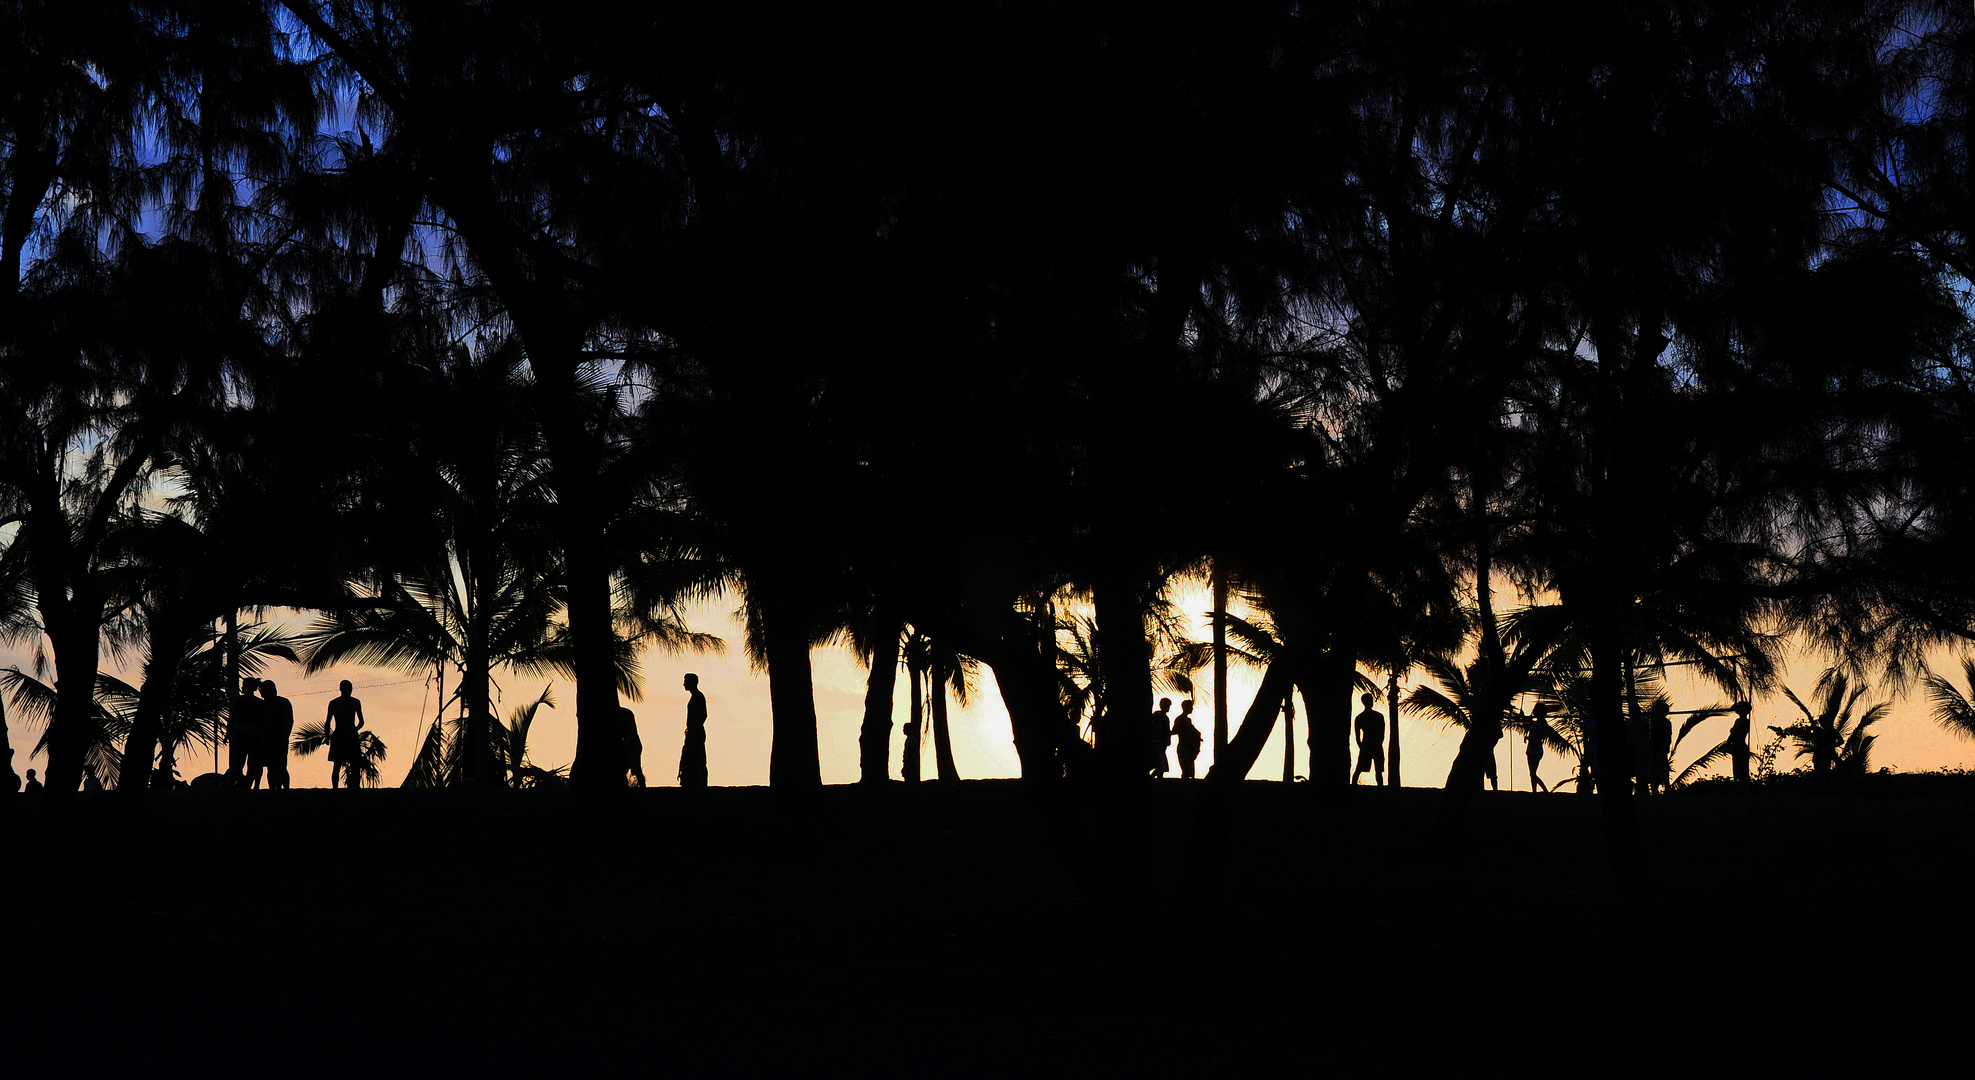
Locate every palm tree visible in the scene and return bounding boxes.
[1774,669,1892,781]
[1923,657,1975,744]
[293,719,388,788]
[928,638,978,785]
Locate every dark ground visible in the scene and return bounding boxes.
[4,779,1969,1076]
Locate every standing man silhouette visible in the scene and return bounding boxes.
[620,706,646,788]
[227,676,263,788]
[1645,700,1673,794]
[1526,703,1553,793]
[1149,698,1174,777]
[678,673,709,789]
[1353,693,1386,786]
[1172,699,1203,779]
[259,680,295,790]
[325,680,366,790]
[1727,701,1753,784]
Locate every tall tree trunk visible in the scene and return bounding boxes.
[461,635,495,787]
[1212,561,1228,762]
[43,621,102,798]
[762,583,822,792]
[858,621,901,783]
[1386,671,1402,788]
[118,618,193,801]
[903,646,923,784]
[0,691,18,813]
[1301,647,1354,793]
[1092,572,1152,782]
[527,359,624,792]
[1441,511,1506,826]
[931,653,958,784]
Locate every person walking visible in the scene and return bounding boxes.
[678,674,709,789]
[1149,698,1174,778]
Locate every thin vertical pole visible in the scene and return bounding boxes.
[1212,561,1228,766]
[1387,671,1402,788]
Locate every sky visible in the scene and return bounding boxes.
[6,586,1974,793]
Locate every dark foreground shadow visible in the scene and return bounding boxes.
[4,781,1967,1075]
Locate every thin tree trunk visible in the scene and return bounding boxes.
[1386,671,1402,788]
[1281,690,1295,782]
[931,653,958,783]
[903,644,924,784]
[1212,561,1228,762]
[858,621,901,783]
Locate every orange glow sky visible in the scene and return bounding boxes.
[5,588,1974,791]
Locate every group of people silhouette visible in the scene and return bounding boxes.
[1147,697,1205,778]
[223,676,303,789]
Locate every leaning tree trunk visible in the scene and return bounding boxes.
[118,615,196,801]
[1281,689,1295,782]
[1186,657,1299,895]
[858,621,901,783]
[931,653,959,784]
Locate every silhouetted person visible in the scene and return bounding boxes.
[1172,699,1203,779]
[1353,693,1385,786]
[260,681,295,790]
[1646,700,1673,794]
[1727,701,1753,784]
[1149,698,1174,777]
[325,681,366,789]
[621,706,646,787]
[81,763,103,793]
[24,768,42,794]
[1526,703,1554,793]
[679,673,708,789]
[227,676,263,787]
[1626,704,1651,795]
